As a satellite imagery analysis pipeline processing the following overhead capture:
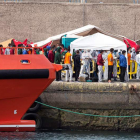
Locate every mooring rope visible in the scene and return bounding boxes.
[35,101,140,118]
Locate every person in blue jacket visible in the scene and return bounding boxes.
[22,47,28,63]
[119,50,127,82]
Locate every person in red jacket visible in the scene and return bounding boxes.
[0,45,4,55]
[97,50,104,82]
[48,46,54,63]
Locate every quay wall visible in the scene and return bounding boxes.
[38,82,140,131]
[0,2,140,43]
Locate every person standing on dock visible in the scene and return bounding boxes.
[108,48,114,83]
[113,50,118,81]
[64,47,73,82]
[80,50,92,77]
[131,48,136,78]
[103,50,108,81]
[97,50,104,82]
[119,50,127,82]
[136,52,140,80]
[74,50,81,82]
[127,47,131,73]
[54,47,62,81]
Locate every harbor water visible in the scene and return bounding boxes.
[1,130,140,140]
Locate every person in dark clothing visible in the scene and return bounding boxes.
[44,48,48,58]
[18,44,23,54]
[119,50,127,82]
[60,44,64,54]
[74,50,81,82]
[0,45,4,55]
[54,47,62,81]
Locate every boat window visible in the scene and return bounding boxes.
[20,60,30,64]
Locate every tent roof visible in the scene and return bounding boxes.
[0,38,13,48]
[33,25,97,47]
[70,33,127,53]
[65,34,82,38]
[32,24,124,47]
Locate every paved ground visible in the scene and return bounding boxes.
[60,76,140,83]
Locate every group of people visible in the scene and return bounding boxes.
[0,43,43,55]
[46,44,74,82]
[46,43,140,83]
[97,48,127,83]
[1,41,139,83]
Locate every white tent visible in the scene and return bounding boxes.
[70,33,127,54]
[32,25,123,47]
[70,33,129,81]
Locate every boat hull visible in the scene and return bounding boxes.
[0,54,58,131]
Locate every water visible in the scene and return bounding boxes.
[0,130,140,140]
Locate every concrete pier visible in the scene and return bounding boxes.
[38,82,140,131]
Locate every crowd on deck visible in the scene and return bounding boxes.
[0,43,42,55]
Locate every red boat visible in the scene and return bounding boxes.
[0,53,61,132]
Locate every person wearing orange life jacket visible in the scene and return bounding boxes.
[64,46,73,82]
[127,47,131,73]
[108,48,114,83]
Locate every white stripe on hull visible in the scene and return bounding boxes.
[0,125,36,128]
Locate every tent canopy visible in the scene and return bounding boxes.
[32,25,124,47]
[33,25,98,47]
[70,33,127,54]
[65,34,82,38]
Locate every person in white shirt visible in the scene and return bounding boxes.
[131,48,136,78]
[102,50,108,81]
[113,50,118,81]
[136,52,140,79]
[80,50,92,77]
